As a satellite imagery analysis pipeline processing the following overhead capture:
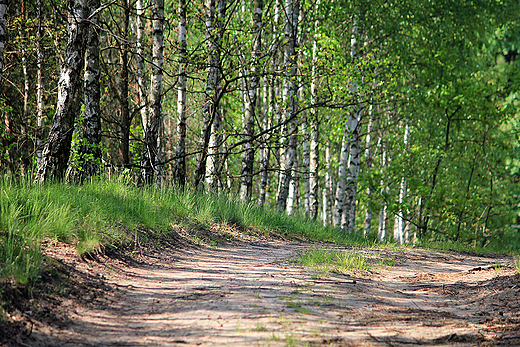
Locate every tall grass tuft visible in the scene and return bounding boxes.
[0,175,359,285]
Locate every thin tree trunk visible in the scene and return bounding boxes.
[78,0,101,179]
[120,0,130,166]
[323,144,332,226]
[301,99,310,216]
[363,113,374,237]
[0,0,6,85]
[172,0,188,189]
[194,0,226,189]
[205,107,222,191]
[36,0,45,168]
[394,120,410,244]
[239,0,263,201]
[308,2,320,219]
[141,0,164,184]
[36,0,88,182]
[136,0,148,129]
[342,106,362,232]
[334,119,351,227]
[286,157,298,215]
[276,0,299,212]
[341,19,363,232]
[259,77,270,206]
[378,137,387,241]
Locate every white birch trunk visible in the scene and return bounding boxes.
[276,0,299,212]
[78,0,101,180]
[259,77,270,206]
[194,0,226,189]
[364,113,374,237]
[378,138,388,241]
[136,0,148,130]
[0,0,6,85]
[36,0,44,168]
[205,107,222,191]
[173,0,188,189]
[323,144,332,226]
[394,121,410,244]
[141,0,164,184]
[334,119,351,227]
[301,99,310,216]
[343,106,362,232]
[36,0,88,182]
[240,0,263,201]
[308,2,320,219]
[120,0,130,166]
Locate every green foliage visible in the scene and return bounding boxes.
[0,176,360,285]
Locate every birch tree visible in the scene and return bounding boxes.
[342,106,362,232]
[276,0,299,212]
[394,120,410,244]
[308,1,320,219]
[36,0,44,167]
[119,0,131,166]
[0,0,5,85]
[172,0,188,189]
[36,0,88,182]
[136,0,148,131]
[194,0,226,189]
[322,144,332,226]
[141,0,164,184]
[239,0,263,201]
[258,77,270,206]
[77,0,102,180]
[333,121,351,227]
[363,114,374,237]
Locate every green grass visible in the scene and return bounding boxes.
[0,174,516,287]
[0,175,356,285]
[295,248,395,275]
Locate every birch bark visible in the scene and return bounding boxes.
[36,0,44,167]
[343,107,362,232]
[301,101,310,215]
[194,0,226,189]
[141,0,164,184]
[334,121,351,227]
[78,0,101,180]
[120,0,130,166]
[0,0,6,85]
[363,113,374,236]
[394,121,410,244]
[276,0,299,212]
[36,0,88,182]
[239,0,263,201]
[136,0,148,129]
[378,138,388,241]
[323,144,332,226]
[172,0,188,189]
[205,106,222,191]
[308,2,320,219]
[258,77,270,206]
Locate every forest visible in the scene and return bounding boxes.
[1,0,520,248]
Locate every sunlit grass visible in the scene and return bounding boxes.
[0,175,359,285]
[296,248,395,275]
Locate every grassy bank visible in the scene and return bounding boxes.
[0,176,517,286]
[0,176,357,285]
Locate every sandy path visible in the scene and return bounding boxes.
[24,241,520,346]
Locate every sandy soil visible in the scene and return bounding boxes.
[2,233,520,346]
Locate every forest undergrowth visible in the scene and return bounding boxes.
[0,175,518,289]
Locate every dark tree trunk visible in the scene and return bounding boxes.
[36,0,88,182]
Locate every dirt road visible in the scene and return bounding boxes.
[4,238,520,346]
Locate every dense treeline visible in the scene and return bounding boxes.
[1,0,520,247]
